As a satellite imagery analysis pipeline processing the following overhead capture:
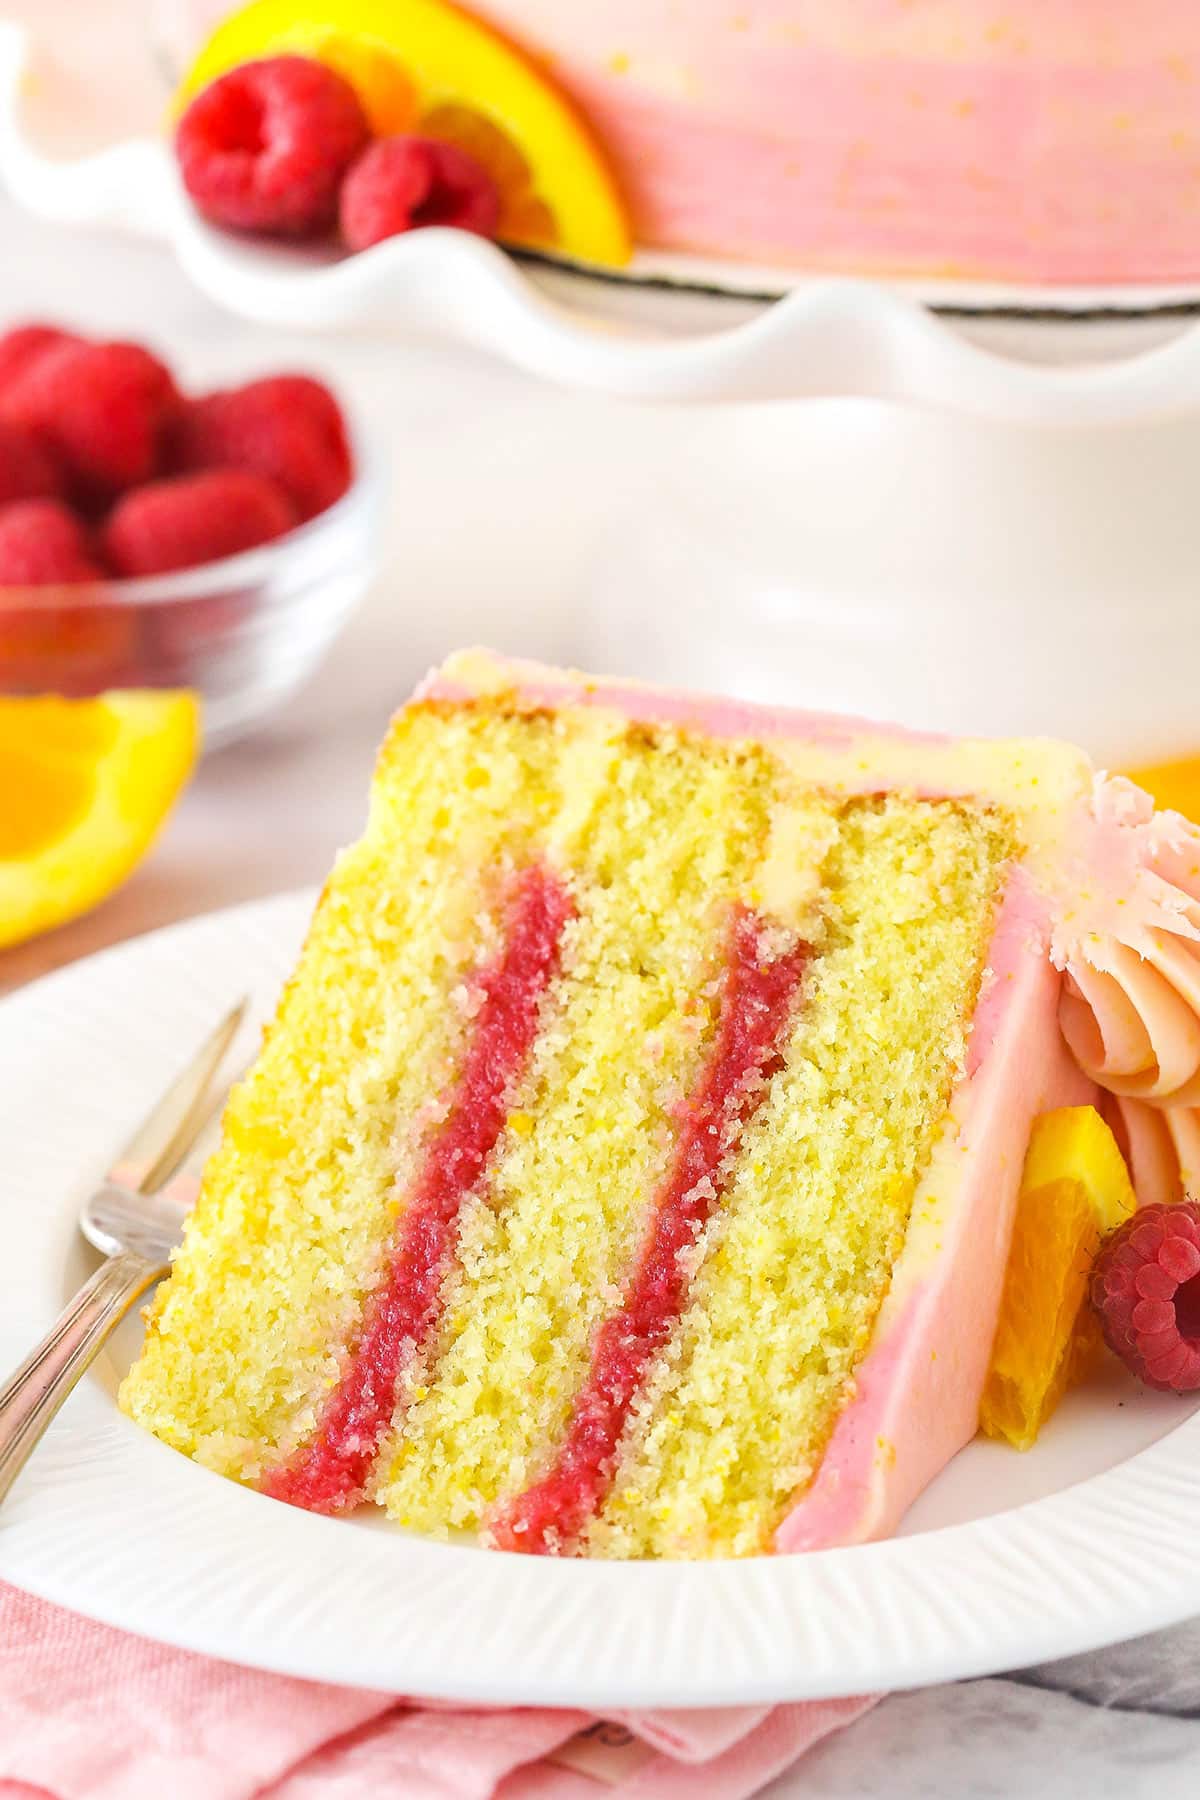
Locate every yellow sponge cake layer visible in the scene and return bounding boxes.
[590,798,1011,1558]
[123,705,576,1477]
[379,731,800,1529]
[121,682,1018,1554]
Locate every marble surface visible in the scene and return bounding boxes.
[1,102,1199,1800]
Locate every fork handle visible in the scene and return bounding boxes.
[0,1251,165,1508]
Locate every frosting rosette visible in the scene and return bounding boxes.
[1099,1093,1200,1209]
[1053,777,1200,1204]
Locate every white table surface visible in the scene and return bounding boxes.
[1,130,1199,1800]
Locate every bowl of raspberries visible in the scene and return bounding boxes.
[0,322,380,746]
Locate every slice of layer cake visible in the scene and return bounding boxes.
[121,651,1200,1557]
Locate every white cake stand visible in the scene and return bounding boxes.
[5,19,1200,425]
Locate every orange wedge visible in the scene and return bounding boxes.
[175,0,632,267]
[980,1105,1137,1450]
[0,692,199,951]
[1126,755,1200,825]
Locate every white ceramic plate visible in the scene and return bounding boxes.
[1,890,1200,1705]
[8,21,1200,424]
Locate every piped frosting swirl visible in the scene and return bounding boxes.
[1100,1093,1200,1210]
[1052,778,1200,1204]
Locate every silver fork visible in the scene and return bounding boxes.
[0,999,247,1507]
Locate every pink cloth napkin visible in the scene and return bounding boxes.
[0,1581,877,1800]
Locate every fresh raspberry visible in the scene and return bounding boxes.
[176,56,370,237]
[102,469,297,576]
[1090,1200,1200,1391]
[0,499,104,586]
[0,340,179,502]
[171,375,352,521]
[339,135,501,251]
[0,324,83,387]
[0,420,64,506]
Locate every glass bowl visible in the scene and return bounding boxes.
[0,446,384,750]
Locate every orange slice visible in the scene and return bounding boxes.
[980,1105,1136,1450]
[1126,755,1200,825]
[175,0,632,267]
[0,691,199,950]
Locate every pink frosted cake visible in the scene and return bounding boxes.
[468,0,1200,284]
[121,652,1200,1556]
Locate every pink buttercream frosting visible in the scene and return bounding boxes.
[1055,779,1200,1106]
[470,1,1200,283]
[1050,778,1200,1208]
[419,652,958,751]
[420,650,1200,1549]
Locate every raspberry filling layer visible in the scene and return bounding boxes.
[491,908,809,1554]
[263,864,573,1513]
